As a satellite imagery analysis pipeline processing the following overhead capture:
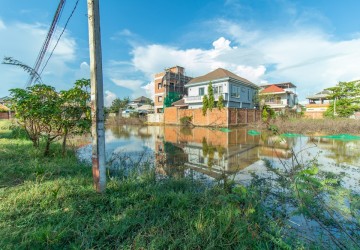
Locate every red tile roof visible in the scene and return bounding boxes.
[260,84,285,94]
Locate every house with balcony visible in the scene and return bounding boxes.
[184,68,259,109]
[258,82,298,111]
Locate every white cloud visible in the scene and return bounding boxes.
[75,61,90,79]
[130,36,267,84]
[0,20,77,94]
[0,19,6,30]
[104,90,117,107]
[110,79,143,91]
[126,21,360,101]
[141,81,154,100]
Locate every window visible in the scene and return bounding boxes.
[158,83,162,89]
[214,85,223,94]
[158,96,163,102]
[199,87,205,96]
[231,85,240,98]
[248,89,250,101]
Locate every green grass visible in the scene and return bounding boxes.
[0,124,282,249]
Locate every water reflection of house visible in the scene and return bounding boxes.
[155,127,293,179]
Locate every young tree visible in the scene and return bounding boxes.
[59,79,91,155]
[202,95,209,116]
[208,82,215,111]
[217,94,224,110]
[10,84,62,154]
[10,80,92,156]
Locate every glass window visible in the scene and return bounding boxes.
[231,86,237,98]
[232,86,240,98]
[199,87,205,96]
[214,85,223,94]
[158,83,162,89]
[158,96,162,102]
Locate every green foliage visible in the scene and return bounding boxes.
[326,80,360,118]
[109,97,130,113]
[59,79,91,155]
[261,104,275,122]
[9,80,91,156]
[180,116,192,126]
[207,82,215,111]
[163,92,181,108]
[10,84,61,151]
[217,94,224,110]
[262,108,268,121]
[202,94,208,116]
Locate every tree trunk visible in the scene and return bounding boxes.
[62,129,68,156]
[44,135,51,156]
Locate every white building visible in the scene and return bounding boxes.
[184,68,259,109]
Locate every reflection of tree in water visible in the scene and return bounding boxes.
[108,125,153,140]
[137,129,152,139]
[180,126,193,136]
[109,126,131,139]
[162,142,187,178]
[202,137,225,168]
[314,138,360,165]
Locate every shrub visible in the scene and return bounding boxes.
[180,116,192,126]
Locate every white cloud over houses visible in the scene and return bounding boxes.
[125,20,360,101]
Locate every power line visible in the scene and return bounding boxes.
[40,0,80,76]
[27,0,66,86]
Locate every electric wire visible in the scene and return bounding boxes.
[26,0,66,86]
[39,0,80,76]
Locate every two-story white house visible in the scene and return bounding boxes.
[184,68,259,109]
[258,82,298,110]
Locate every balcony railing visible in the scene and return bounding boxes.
[185,93,228,103]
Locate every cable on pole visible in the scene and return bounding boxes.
[40,0,80,76]
[27,0,66,86]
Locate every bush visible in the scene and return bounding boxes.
[180,116,192,126]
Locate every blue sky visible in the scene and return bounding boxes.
[1,0,360,105]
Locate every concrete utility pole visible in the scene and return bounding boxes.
[87,0,106,193]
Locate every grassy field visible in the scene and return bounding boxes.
[0,120,284,249]
[1,119,358,249]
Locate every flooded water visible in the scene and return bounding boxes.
[77,125,360,192]
[77,125,360,247]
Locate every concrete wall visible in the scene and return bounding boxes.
[148,113,164,123]
[304,111,325,119]
[164,107,260,127]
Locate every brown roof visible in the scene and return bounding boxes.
[133,96,151,103]
[260,84,285,94]
[186,68,258,88]
[171,98,188,107]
